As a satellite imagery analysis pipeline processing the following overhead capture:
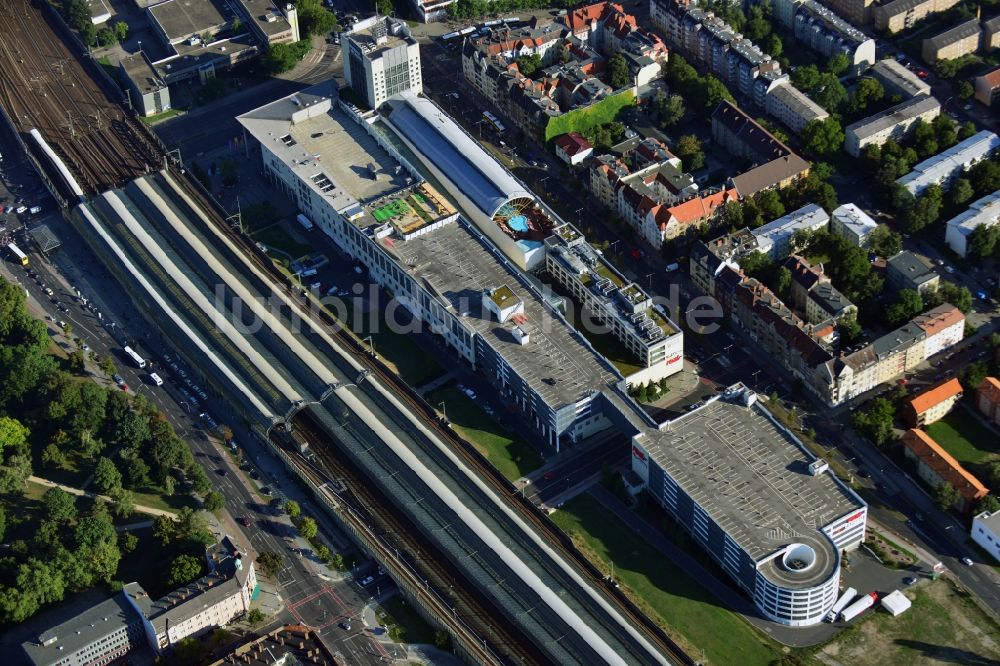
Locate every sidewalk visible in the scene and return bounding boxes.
[28,476,178,519]
[360,603,463,666]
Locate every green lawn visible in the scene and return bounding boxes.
[550,494,781,665]
[130,488,199,513]
[378,595,440,645]
[140,108,184,125]
[426,384,543,481]
[251,224,314,260]
[337,304,443,387]
[924,409,999,467]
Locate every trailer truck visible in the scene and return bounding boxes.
[840,592,878,622]
[826,587,857,622]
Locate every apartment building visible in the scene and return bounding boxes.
[871,58,932,99]
[234,0,298,45]
[977,376,1000,427]
[873,0,962,33]
[922,19,983,63]
[897,130,1000,196]
[985,15,1000,49]
[765,81,829,134]
[818,303,964,405]
[545,227,684,384]
[689,228,760,295]
[843,94,941,157]
[975,68,1000,107]
[712,101,811,196]
[817,0,877,26]
[344,16,422,109]
[972,510,1000,563]
[785,255,857,324]
[751,204,831,261]
[886,250,940,294]
[945,190,1000,257]
[790,0,876,74]
[902,377,963,427]
[831,203,878,247]
[125,537,257,652]
[902,428,988,514]
[19,594,147,666]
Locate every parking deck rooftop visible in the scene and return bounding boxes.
[643,389,863,585]
[387,220,620,409]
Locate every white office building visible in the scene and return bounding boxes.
[344,16,422,109]
[831,203,878,247]
[752,203,831,261]
[945,190,1000,258]
[897,130,1000,197]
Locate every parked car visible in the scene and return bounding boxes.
[902,576,917,586]
[961,557,974,566]
[360,575,375,586]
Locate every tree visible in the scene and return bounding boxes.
[969,159,1000,195]
[932,114,957,149]
[93,456,123,495]
[838,316,864,346]
[886,289,924,327]
[967,224,1000,259]
[263,40,311,75]
[99,356,116,378]
[851,397,894,446]
[203,490,224,513]
[792,65,820,91]
[0,454,32,494]
[848,77,884,115]
[699,75,733,111]
[120,531,139,554]
[43,487,77,523]
[113,20,128,42]
[773,266,792,299]
[827,53,851,76]
[801,117,845,157]
[607,53,630,89]
[763,33,783,58]
[167,554,204,588]
[903,191,941,233]
[652,92,685,127]
[958,120,978,141]
[956,80,974,100]
[674,135,705,171]
[109,488,134,519]
[176,507,214,546]
[811,73,848,113]
[867,225,901,257]
[376,0,393,16]
[962,361,989,390]
[514,54,541,77]
[756,189,785,221]
[930,282,973,313]
[153,514,177,546]
[296,0,337,38]
[284,500,301,519]
[978,494,1000,513]
[246,608,266,627]
[298,516,318,540]
[934,483,960,511]
[949,177,974,208]
[913,119,938,158]
[739,251,773,279]
[720,201,744,231]
[256,551,283,577]
[0,416,29,454]
[745,5,771,41]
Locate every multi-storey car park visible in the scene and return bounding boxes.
[631,385,867,626]
[68,169,679,666]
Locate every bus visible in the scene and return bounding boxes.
[123,345,147,369]
[483,111,506,133]
[7,243,28,266]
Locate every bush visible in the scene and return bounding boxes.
[263,40,311,74]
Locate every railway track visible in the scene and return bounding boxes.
[283,414,545,666]
[170,170,693,665]
[0,0,160,195]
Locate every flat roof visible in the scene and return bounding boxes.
[871,59,931,98]
[387,220,619,409]
[898,131,1000,194]
[345,16,416,57]
[832,203,877,236]
[383,91,533,219]
[238,82,410,225]
[946,189,1000,237]
[121,52,165,93]
[641,387,863,584]
[148,0,229,43]
[20,593,141,665]
[768,83,828,122]
[887,250,936,284]
[235,0,293,37]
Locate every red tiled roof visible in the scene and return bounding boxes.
[661,188,737,225]
[905,377,963,415]
[913,304,964,336]
[901,429,988,503]
[554,132,593,156]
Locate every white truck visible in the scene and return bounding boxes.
[840,591,878,622]
[296,213,315,231]
[825,587,857,622]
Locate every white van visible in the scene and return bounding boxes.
[29,206,41,215]
[149,372,164,386]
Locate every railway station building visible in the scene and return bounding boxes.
[631,385,867,625]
